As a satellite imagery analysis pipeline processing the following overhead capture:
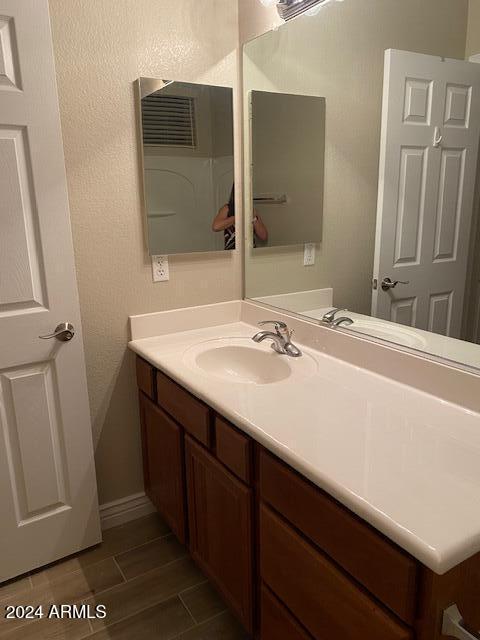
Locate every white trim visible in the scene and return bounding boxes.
[99,492,156,531]
[469,54,480,63]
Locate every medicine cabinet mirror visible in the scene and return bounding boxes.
[137,78,234,255]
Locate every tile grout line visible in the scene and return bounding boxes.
[86,583,205,635]
[177,579,209,597]
[113,532,174,565]
[169,611,229,640]
[83,555,197,603]
[112,557,127,584]
[28,530,173,591]
[177,592,198,625]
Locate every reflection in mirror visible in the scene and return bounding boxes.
[251,91,325,247]
[138,79,234,255]
[243,0,480,371]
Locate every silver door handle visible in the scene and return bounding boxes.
[443,604,480,640]
[381,277,410,292]
[39,322,75,342]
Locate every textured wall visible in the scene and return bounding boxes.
[241,0,469,313]
[48,0,241,504]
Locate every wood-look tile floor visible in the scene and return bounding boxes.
[0,514,248,640]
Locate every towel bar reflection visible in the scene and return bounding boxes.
[253,195,287,205]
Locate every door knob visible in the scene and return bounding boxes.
[381,277,410,292]
[39,322,75,342]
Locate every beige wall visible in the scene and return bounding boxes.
[48,0,241,504]
[467,0,480,57]
[241,0,469,312]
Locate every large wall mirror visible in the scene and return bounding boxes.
[243,0,480,372]
[138,78,234,255]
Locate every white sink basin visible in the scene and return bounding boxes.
[348,319,428,350]
[183,337,317,385]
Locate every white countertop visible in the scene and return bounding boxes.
[129,320,480,575]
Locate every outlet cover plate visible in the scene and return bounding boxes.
[152,255,170,282]
[304,243,315,266]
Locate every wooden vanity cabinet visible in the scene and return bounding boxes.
[136,358,254,632]
[136,356,480,640]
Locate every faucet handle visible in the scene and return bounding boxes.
[258,320,288,333]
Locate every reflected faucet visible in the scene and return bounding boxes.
[332,317,354,327]
[322,308,354,328]
[252,320,302,358]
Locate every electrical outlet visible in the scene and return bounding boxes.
[152,255,170,282]
[304,243,315,266]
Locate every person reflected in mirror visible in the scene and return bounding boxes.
[212,185,268,250]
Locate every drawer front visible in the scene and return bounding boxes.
[260,450,417,624]
[136,356,154,399]
[260,505,413,640]
[261,585,312,640]
[215,416,251,484]
[156,370,211,447]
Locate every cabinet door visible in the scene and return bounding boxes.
[185,436,253,633]
[141,394,186,544]
[261,585,312,640]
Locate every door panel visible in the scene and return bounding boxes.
[444,84,471,127]
[0,0,100,581]
[403,78,432,125]
[433,149,464,262]
[0,127,46,312]
[428,292,453,335]
[391,298,417,326]
[394,146,427,265]
[1,364,68,518]
[0,15,20,90]
[373,50,480,339]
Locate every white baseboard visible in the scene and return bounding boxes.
[99,492,156,531]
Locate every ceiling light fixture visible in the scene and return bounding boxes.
[260,0,343,21]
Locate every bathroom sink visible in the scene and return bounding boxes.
[348,318,427,350]
[183,337,317,385]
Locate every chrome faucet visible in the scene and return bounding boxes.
[332,316,354,327]
[252,320,302,358]
[322,308,354,328]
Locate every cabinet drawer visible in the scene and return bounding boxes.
[260,505,413,640]
[136,356,154,399]
[156,370,211,447]
[215,416,251,484]
[259,450,417,624]
[261,585,312,640]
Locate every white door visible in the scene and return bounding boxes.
[0,0,101,582]
[372,49,480,338]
